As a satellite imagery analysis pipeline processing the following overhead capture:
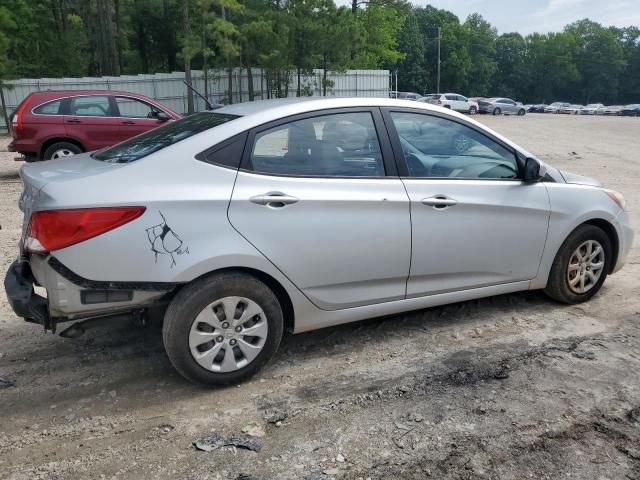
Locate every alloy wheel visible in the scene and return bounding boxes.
[567,240,605,294]
[51,149,75,159]
[189,296,268,372]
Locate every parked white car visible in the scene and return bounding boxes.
[421,93,479,114]
[580,104,604,115]
[545,102,570,114]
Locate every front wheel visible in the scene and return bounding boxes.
[544,225,612,304]
[163,272,284,385]
[518,109,526,116]
[493,107,501,116]
[468,106,477,115]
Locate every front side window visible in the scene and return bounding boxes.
[33,100,63,115]
[93,112,239,163]
[249,112,385,177]
[69,95,113,116]
[390,112,518,180]
[116,96,158,118]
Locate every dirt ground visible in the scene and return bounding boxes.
[0,114,639,480]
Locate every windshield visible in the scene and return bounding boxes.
[92,112,240,163]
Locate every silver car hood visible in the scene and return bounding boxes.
[559,170,602,187]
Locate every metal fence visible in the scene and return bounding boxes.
[0,69,391,131]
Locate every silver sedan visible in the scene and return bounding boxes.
[6,97,634,385]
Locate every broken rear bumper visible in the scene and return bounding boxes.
[4,260,50,328]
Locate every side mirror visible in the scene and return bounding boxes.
[156,111,171,122]
[523,157,547,182]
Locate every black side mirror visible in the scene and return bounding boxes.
[156,111,171,122]
[523,157,547,182]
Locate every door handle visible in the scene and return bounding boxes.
[422,196,458,209]
[121,120,135,125]
[249,192,299,208]
[66,118,81,124]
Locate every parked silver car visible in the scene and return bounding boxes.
[477,98,526,115]
[580,103,604,115]
[5,97,634,385]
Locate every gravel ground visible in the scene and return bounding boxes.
[0,114,639,480]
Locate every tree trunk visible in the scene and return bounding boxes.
[183,0,194,113]
[247,67,255,101]
[296,68,301,97]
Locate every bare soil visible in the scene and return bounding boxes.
[1,114,639,480]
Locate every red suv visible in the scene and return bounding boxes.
[8,90,181,161]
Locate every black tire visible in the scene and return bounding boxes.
[544,225,612,304]
[518,109,526,116]
[163,272,284,386]
[42,141,83,160]
[493,107,501,115]
[468,106,477,115]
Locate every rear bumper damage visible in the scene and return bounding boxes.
[5,256,178,335]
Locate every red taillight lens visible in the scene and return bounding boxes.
[25,207,146,253]
[14,97,31,133]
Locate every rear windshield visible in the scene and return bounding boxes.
[92,112,239,163]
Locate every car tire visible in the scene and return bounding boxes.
[43,142,83,160]
[544,225,612,304]
[163,272,284,386]
[493,107,501,115]
[518,109,526,116]
[468,106,477,115]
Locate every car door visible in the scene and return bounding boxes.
[64,95,122,151]
[228,108,412,310]
[383,108,550,297]
[114,96,169,141]
[444,94,459,110]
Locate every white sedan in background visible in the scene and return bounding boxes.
[421,93,479,114]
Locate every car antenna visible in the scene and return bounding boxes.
[182,81,218,111]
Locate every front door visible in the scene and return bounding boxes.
[384,109,550,297]
[114,96,168,141]
[228,109,411,310]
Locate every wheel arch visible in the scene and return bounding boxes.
[183,266,296,335]
[40,137,85,159]
[582,218,619,273]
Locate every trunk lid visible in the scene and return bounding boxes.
[18,154,128,252]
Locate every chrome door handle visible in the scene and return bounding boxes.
[422,196,457,209]
[249,192,299,208]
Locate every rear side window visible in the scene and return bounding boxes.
[70,95,113,116]
[33,100,63,115]
[93,112,239,163]
[249,112,385,177]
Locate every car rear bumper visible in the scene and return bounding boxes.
[7,138,39,155]
[4,260,50,327]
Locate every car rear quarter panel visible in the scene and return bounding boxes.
[531,182,626,289]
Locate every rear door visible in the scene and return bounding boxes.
[114,96,168,141]
[64,95,122,150]
[228,108,412,310]
[383,108,550,297]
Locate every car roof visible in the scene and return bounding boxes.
[28,89,152,98]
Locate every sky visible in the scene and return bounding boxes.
[383,0,640,34]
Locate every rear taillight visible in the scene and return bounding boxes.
[25,207,146,253]
[13,97,32,133]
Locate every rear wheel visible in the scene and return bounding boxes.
[493,107,501,115]
[43,142,82,160]
[163,272,284,385]
[544,225,612,304]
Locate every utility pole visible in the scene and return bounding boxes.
[437,27,441,94]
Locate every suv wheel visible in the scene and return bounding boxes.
[163,272,284,385]
[544,225,612,304]
[468,106,477,115]
[43,142,82,160]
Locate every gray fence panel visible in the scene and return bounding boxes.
[0,69,390,131]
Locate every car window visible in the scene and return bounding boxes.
[116,96,158,118]
[445,95,457,101]
[69,95,113,117]
[33,100,63,115]
[390,112,518,180]
[92,112,239,163]
[250,112,384,177]
[458,96,467,102]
